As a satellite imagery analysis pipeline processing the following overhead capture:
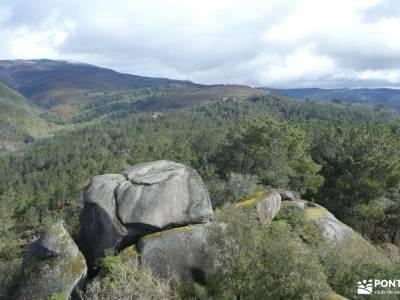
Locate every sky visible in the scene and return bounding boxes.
[0,0,399,88]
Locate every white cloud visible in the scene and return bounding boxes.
[0,0,399,87]
[0,7,76,59]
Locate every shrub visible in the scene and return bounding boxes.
[80,254,176,300]
[50,293,69,300]
[0,259,21,300]
[206,205,330,299]
[0,231,21,260]
[206,173,262,208]
[318,235,393,299]
[205,176,229,208]
[275,202,322,245]
[226,172,261,202]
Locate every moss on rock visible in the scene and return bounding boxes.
[120,245,138,262]
[141,224,198,242]
[60,250,86,278]
[14,222,87,300]
[235,191,267,208]
[305,207,330,218]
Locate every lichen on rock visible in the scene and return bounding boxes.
[14,221,87,300]
[236,190,281,224]
[137,223,224,284]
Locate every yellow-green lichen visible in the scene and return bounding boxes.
[47,222,66,237]
[235,191,267,208]
[120,245,138,261]
[141,225,197,242]
[280,201,291,208]
[305,207,330,218]
[60,252,86,277]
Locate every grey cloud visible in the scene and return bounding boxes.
[314,39,400,71]
[0,0,399,88]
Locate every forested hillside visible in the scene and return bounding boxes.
[1,93,399,240]
[0,60,266,147]
[1,65,400,299]
[0,81,55,152]
[268,87,400,111]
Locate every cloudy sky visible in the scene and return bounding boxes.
[0,0,399,88]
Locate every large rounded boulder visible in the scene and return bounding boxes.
[79,160,213,271]
[14,221,87,300]
[137,223,222,283]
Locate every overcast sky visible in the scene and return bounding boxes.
[0,0,399,88]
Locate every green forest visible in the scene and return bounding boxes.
[1,93,400,299]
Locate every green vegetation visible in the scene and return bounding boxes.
[0,258,21,300]
[1,80,400,299]
[49,293,68,300]
[81,254,176,300]
[319,234,395,299]
[0,82,55,146]
[141,225,196,242]
[119,245,138,261]
[0,94,399,250]
[215,116,324,194]
[205,206,331,299]
[311,121,400,240]
[269,87,400,111]
[235,190,267,208]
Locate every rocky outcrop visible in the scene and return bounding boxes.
[79,160,213,270]
[236,191,281,225]
[137,223,222,283]
[135,191,281,284]
[14,222,87,300]
[281,200,353,244]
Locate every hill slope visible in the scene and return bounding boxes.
[266,87,400,110]
[0,60,266,109]
[0,81,53,151]
[0,59,191,108]
[0,60,266,125]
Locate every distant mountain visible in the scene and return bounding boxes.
[0,59,192,108]
[0,59,265,108]
[264,87,400,110]
[0,59,266,149]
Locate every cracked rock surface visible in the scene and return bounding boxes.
[79,160,213,271]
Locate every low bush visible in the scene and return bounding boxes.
[0,259,21,300]
[80,254,177,300]
[318,234,395,299]
[206,205,330,299]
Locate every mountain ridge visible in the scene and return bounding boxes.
[265,87,400,110]
[0,59,267,149]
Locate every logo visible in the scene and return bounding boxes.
[358,280,373,295]
[357,279,400,295]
